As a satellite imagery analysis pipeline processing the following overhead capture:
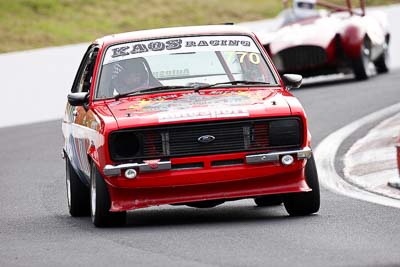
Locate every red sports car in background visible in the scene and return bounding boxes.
[62,25,320,227]
[259,0,390,80]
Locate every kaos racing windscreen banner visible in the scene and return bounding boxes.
[103,36,259,65]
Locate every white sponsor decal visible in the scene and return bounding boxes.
[158,107,249,122]
[103,36,259,65]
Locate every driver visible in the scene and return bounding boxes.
[292,0,318,19]
[281,0,319,25]
[111,58,161,95]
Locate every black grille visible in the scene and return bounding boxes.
[277,45,327,71]
[109,118,303,161]
[169,124,244,155]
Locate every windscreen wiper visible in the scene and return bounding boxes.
[114,85,193,100]
[193,80,271,92]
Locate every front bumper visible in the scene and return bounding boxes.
[108,167,310,211]
[101,147,313,212]
[103,147,312,177]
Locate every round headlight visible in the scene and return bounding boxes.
[281,155,294,166]
[125,168,137,179]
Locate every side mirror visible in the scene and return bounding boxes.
[68,92,89,107]
[282,74,303,90]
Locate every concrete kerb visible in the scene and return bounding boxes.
[344,112,400,197]
[315,103,400,208]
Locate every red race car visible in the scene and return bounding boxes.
[259,0,390,80]
[62,25,319,227]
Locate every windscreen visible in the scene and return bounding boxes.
[96,35,277,99]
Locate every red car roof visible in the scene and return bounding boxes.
[95,25,255,47]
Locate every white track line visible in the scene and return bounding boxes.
[315,103,400,208]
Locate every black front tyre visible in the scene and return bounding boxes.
[374,38,390,74]
[90,162,126,227]
[352,39,372,80]
[284,155,320,216]
[66,156,90,217]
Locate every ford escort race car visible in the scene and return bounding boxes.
[62,25,320,227]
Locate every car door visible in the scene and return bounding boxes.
[64,45,99,183]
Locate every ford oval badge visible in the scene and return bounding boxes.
[198,135,216,144]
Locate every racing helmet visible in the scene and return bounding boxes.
[293,0,318,19]
[112,58,150,93]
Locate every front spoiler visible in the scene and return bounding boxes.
[108,167,310,211]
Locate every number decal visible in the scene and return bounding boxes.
[249,53,260,64]
[224,52,261,65]
[236,52,247,63]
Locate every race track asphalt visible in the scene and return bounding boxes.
[1,70,400,267]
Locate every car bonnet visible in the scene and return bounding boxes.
[103,87,292,128]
